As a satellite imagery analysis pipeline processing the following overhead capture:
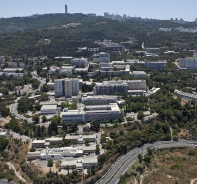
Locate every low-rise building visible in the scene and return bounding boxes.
[0,131,7,138]
[82,95,117,105]
[178,57,197,70]
[145,61,166,70]
[130,71,148,78]
[61,103,121,122]
[93,52,110,63]
[40,105,60,115]
[71,57,88,68]
[174,89,197,101]
[3,68,24,73]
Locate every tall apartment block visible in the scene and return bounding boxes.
[65,4,68,14]
[55,78,79,98]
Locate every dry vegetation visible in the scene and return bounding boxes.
[143,147,197,184]
[0,139,43,183]
[119,147,197,184]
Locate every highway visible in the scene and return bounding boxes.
[97,140,197,184]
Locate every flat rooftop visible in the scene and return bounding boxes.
[41,105,57,110]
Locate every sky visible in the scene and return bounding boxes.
[0,0,197,21]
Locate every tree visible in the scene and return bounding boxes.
[47,159,53,167]
[137,111,144,120]
[42,115,47,123]
[138,153,143,163]
[32,114,40,123]
[96,144,100,155]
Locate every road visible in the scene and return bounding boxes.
[10,97,32,123]
[97,140,197,184]
[10,71,45,123]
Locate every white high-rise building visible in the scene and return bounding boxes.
[72,79,79,96]
[55,78,79,98]
[64,79,72,98]
[55,79,64,98]
[65,4,68,14]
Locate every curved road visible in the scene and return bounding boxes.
[97,140,197,184]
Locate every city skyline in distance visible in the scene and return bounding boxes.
[0,0,197,21]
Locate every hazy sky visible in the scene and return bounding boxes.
[0,0,197,21]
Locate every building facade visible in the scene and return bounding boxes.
[71,57,88,68]
[93,52,110,63]
[145,61,166,70]
[55,78,79,98]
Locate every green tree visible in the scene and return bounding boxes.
[47,159,53,167]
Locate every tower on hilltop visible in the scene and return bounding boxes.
[65,4,68,14]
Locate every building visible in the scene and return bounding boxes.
[146,48,160,53]
[61,110,85,123]
[93,81,128,95]
[64,79,73,98]
[178,58,197,70]
[174,89,197,101]
[126,80,147,90]
[4,73,24,78]
[47,82,55,90]
[93,52,110,63]
[2,68,24,73]
[54,78,79,98]
[85,103,121,122]
[40,105,60,115]
[0,56,5,62]
[71,57,88,68]
[65,135,96,143]
[145,61,166,70]
[82,95,117,105]
[54,79,64,97]
[0,131,7,138]
[32,140,46,148]
[130,71,148,78]
[93,80,147,95]
[61,157,98,169]
[65,4,68,14]
[61,103,121,123]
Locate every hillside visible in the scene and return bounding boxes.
[0,14,197,57]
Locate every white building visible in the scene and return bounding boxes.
[93,52,110,63]
[55,78,79,98]
[64,79,73,98]
[0,56,5,62]
[54,79,64,97]
[130,71,148,78]
[71,57,88,68]
[47,82,55,90]
[178,58,197,70]
[3,68,24,73]
[126,80,147,90]
[61,103,121,122]
[40,105,60,115]
[174,89,197,101]
[82,95,117,105]
[61,110,85,123]
[72,78,79,96]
